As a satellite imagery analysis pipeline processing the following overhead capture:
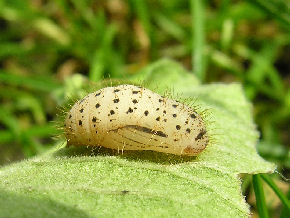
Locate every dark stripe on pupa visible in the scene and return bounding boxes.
[110,125,168,138]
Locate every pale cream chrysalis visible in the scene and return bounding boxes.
[65,84,209,156]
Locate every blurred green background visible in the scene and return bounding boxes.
[0,0,289,216]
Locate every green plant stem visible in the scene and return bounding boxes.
[260,174,290,211]
[190,0,205,81]
[252,174,269,218]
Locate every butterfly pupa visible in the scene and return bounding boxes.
[64,84,209,156]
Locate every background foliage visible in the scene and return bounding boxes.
[0,0,289,217]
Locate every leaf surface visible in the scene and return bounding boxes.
[0,59,275,217]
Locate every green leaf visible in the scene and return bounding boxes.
[0,59,275,217]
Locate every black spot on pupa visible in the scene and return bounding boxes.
[144,110,149,116]
[92,117,97,122]
[95,92,101,97]
[163,110,166,114]
[113,99,120,103]
[190,113,196,119]
[95,103,100,108]
[79,120,82,126]
[156,108,160,111]
[110,110,115,115]
[93,124,96,127]
[163,119,167,122]
[172,104,178,108]
[186,128,191,133]
[114,89,120,93]
[95,130,98,134]
[176,125,181,130]
[158,99,163,103]
[69,114,72,119]
[132,90,139,94]
[195,129,206,140]
[79,108,84,113]
[173,114,177,118]
[185,120,189,124]
[126,107,133,114]
[156,117,160,121]
[174,139,179,142]
[132,99,138,104]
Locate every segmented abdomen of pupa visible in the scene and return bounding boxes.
[65,84,208,156]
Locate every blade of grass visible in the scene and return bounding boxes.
[0,124,58,145]
[153,12,186,41]
[89,24,117,82]
[190,0,206,81]
[0,107,21,137]
[129,0,156,58]
[0,131,14,144]
[33,18,70,46]
[16,96,46,124]
[0,42,30,58]
[233,43,284,101]
[70,0,97,29]
[130,0,151,37]
[221,19,233,51]
[246,0,290,29]
[24,123,61,138]
[280,188,290,217]
[0,71,61,92]
[252,174,269,218]
[260,174,290,211]
[19,133,41,157]
[209,48,243,76]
